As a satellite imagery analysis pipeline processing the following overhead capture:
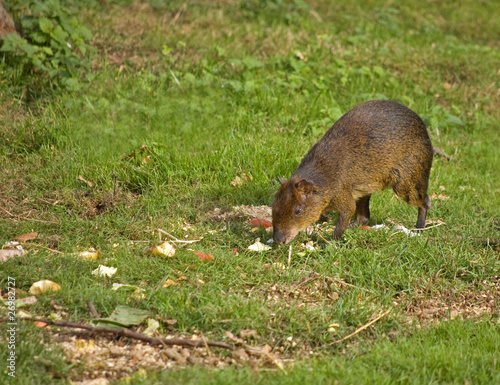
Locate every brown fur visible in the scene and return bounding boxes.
[272,100,433,244]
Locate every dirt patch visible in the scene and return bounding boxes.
[67,189,138,220]
[205,205,273,224]
[51,326,309,382]
[247,271,343,309]
[205,207,242,222]
[399,282,500,323]
[55,331,234,380]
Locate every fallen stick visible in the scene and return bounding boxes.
[27,243,65,254]
[297,270,374,293]
[87,301,100,318]
[332,308,392,344]
[432,146,453,161]
[9,317,234,351]
[157,228,203,244]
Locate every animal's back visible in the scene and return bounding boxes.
[272,100,433,244]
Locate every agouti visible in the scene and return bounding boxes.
[272,100,433,244]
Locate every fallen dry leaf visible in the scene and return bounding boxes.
[233,348,250,360]
[250,218,273,229]
[163,279,177,288]
[430,192,450,201]
[150,242,176,257]
[34,321,48,328]
[15,232,38,242]
[231,173,253,187]
[240,329,259,339]
[224,331,245,345]
[78,175,94,187]
[192,251,214,261]
[163,276,188,288]
[29,280,61,295]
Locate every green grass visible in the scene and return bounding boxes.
[1,0,500,384]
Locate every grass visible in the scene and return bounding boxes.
[1,0,500,383]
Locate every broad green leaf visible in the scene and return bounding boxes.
[90,305,151,328]
[446,115,465,126]
[38,18,54,34]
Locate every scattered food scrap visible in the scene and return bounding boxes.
[29,280,61,295]
[0,241,27,262]
[92,265,118,278]
[248,239,272,252]
[231,173,253,187]
[149,241,176,257]
[79,248,100,261]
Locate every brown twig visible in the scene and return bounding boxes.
[157,228,203,244]
[169,3,186,25]
[316,232,333,246]
[298,270,373,293]
[432,146,453,161]
[12,318,234,351]
[87,301,100,318]
[27,243,65,254]
[331,308,392,344]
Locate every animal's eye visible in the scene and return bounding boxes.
[294,206,303,217]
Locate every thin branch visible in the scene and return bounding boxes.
[157,228,203,244]
[332,308,392,344]
[298,270,373,293]
[27,243,65,254]
[456,236,499,246]
[11,317,234,351]
[316,232,333,246]
[87,301,100,318]
[414,223,444,231]
[432,146,453,161]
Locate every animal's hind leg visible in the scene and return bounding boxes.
[355,195,371,226]
[416,195,430,229]
[393,181,430,229]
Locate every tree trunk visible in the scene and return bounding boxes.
[0,1,17,38]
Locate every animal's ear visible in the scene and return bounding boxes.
[294,179,316,195]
